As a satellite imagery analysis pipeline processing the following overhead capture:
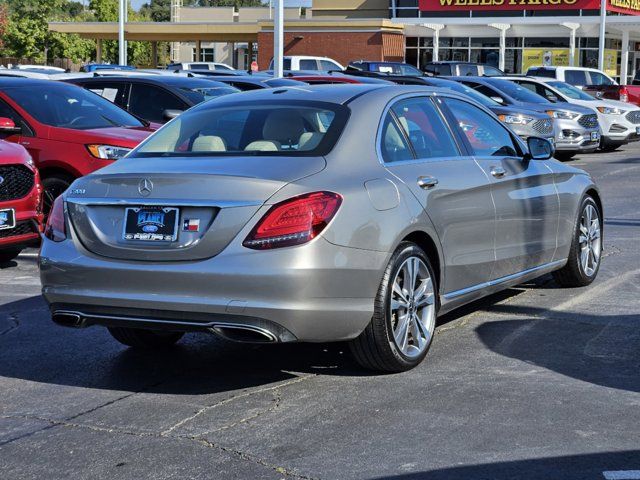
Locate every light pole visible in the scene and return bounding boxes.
[273,0,284,77]
[598,0,606,72]
[118,0,126,66]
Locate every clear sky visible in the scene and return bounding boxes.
[130,0,312,10]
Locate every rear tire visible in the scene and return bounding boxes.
[599,142,622,152]
[0,249,21,263]
[108,327,184,349]
[350,242,438,373]
[42,174,74,216]
[553,196,602,287]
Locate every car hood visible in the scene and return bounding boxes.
[513,101,596,116]
[487,105,549,120]
[48,126,154,148]
[0,140,32,166]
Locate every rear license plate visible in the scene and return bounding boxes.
[123,206,179,242]
[0,208,16,231]
[590,131,600,142]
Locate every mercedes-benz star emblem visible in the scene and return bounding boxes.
[0,176,4,186]
[138,178,153,197]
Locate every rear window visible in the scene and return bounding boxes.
[564,70,589,86]
[528,67,556,78]
[131,101,349,157]
[178,86,240,104]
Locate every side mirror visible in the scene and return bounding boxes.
[526,136,554,160]
[163,109,183,121]
[490,96,504,104]
[0,117,20,133]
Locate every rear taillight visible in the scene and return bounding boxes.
[44,196,66,242]
[620,86,629,103]
[243,191,342,250]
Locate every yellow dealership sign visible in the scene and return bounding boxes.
[521,49,570,71]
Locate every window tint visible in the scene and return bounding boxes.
[468,83,504,102]
[132,102,348,157]
[444,97,519,157]
[482,66,503,76]
[564,70,588,86]
[399,64,423,76]
[84,81,128,107]
[128,84,186,123]
[458,64,479,76]
[6,83,144,130]
[391,97,459,159]
[380,113,413,163]
[319,60,340,71]
[547,81,595,100]
[190,64,210,70]
[589,71,614,86]
[299,59,318,70]
[528,67,555,78]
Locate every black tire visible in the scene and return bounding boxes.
[554,152,576,161]
[108,327,184,349]
[553,196,602,287]
[349,241,439,373]
[599,142,622,152]
[0,249,21,263]
[42,174,74,216]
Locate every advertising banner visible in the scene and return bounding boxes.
[604,49,618,77]
[521,49,570,71]
[419,0,599,11]
[608,0,640,15]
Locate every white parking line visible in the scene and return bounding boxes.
[603,471,640,479]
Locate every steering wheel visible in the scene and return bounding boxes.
[68,116,89,126]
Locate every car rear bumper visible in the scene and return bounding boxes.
[40,235,387,343]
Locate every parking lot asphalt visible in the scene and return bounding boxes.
[1,146,639,480]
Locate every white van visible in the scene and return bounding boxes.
[268,56,344,72]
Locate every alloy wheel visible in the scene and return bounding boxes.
[390,256,436,358]
[578,203,601,277]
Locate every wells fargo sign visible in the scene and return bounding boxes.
[419,0,600,11]
[420,0,640,12]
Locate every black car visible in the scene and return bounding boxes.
[347,61,424,76]
[188,74,307,91]
[423,62,504,77]
[65,75,240,123]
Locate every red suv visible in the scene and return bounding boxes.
[0,78,156,212]
[0,140,43,262]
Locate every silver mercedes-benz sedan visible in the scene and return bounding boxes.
[39,84,603,372]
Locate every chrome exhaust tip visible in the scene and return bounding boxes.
[52,311,85,328]
[212,324,278,343]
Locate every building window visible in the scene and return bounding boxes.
[192,47,215,62]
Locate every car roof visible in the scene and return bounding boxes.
[0,77,75,88]
[67,75,229,88]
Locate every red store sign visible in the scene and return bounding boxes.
[419,0,640,13]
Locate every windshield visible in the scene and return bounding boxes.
[6,83,144,129]
[178,86,240,104]
[487,79,551,104]
[547,81,595,101]
[131,101,349,157]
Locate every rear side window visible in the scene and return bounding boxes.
[132,101,349,157]
[458,64,479,76]
[84,81,128,107]
[299,59,318,70]
[564,70,589,86]
[319,60,340,71]
[380,113,413,163]
[190,64,210,70]
[391,97,460,159]
[528,68,555,78]
[443,97,519,158]
[589,71,614,86]
[482,66,503,76]
[129,84,187,123]
[425,64,451,76]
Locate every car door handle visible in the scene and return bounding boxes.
[417,176,438,189]
[490,166,507,178]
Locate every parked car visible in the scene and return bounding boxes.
[66,76,240,123]
[348,74,555,144]
[505,76,640,151]
[0,139,43,262]
[526,65,640,106]
[268,56,344,72]
[347,61,424,76]
[0,78,155,212]
[40,84,602,372]
[13,65,65,73]
[167,62,235,71]
[453,76,600,160]
[424,61,503,77]
[187,75,307,91]
[81,64,136,73]
[289,74,393,85]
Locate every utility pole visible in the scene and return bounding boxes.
[273,0,284,77]
[118,0,126,65]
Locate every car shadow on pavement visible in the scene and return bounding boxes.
[475,303,640,393]
[369,450,640,480]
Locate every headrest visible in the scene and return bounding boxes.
[245,140,281,152]
[192,135,227,152]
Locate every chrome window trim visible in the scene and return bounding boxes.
[66,198,261,208]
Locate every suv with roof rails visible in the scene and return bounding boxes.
[424,62,504,77]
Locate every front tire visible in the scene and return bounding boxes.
[108,327,184,349]
[554,152,576,161]
[553,196,602,287]
[42,174,74,216]
[350,242,438,372]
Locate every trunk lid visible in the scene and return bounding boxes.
[65,156,325,261]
